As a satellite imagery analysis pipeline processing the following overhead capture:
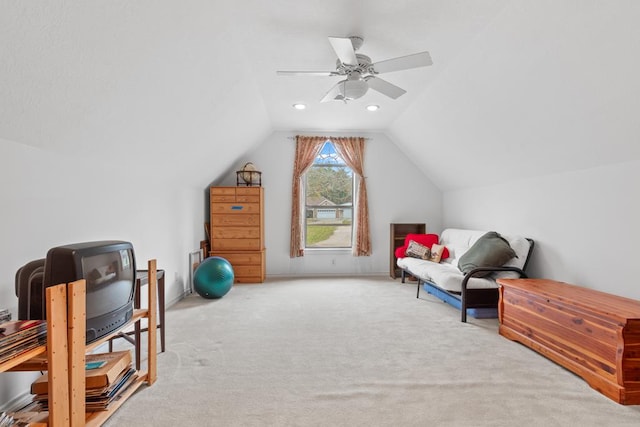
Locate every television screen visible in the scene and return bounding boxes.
[81,247,134,319]
[16,240,137,343]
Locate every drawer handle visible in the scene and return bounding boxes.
[231,206,244,210]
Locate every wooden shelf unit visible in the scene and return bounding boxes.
[2,283,72,426]
[3,259,158,426]
[1,346,46,372]
[389,223,426,279]
[83,259,158,426]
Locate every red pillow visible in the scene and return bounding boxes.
[405,233,439,249]
[395,233,450,260]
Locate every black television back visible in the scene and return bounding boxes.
[15,240,137,344]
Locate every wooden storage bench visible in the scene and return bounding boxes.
[497,278,640,405]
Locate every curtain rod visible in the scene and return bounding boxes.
[286,136,371,140]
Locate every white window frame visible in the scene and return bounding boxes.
[302,142,356,250]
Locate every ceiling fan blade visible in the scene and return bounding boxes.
[277,70,340,77]
[328,37,358,66]
[366,77,406,99]
[320,81,345,103]
[372,51,433,74]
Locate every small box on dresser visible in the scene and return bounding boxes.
[209,186,265,283]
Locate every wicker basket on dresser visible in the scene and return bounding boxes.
[209,186,265,283]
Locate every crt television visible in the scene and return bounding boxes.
[17,240,137,344]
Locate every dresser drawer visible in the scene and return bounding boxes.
[210,194,237,202]
[219,252,263,265]
[210,187,236,202]
[212,239,261,251]
[233,265,264,278]
[210,203,260,214]
[235,195,260,203]
[235,187,262,196]
[210,187,262,203]
[211,227,261,239]
[210,193,260,203]
[210,187,236,195]
[209,249,265,283]
[210,214,261,226]
[235,276,264,284]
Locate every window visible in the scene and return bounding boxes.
[303,141,354,248]
[290,135,370,258]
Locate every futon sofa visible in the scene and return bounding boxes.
[396,228,534,322]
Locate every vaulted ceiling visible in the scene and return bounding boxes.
[2,1,639,191]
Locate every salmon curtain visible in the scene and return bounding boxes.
[332,137,371,256]
[290,136,326,257]
[289,135,371,257]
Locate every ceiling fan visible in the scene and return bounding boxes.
[277,36,433,103]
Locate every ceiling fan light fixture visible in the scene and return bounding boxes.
[338,72,368,101]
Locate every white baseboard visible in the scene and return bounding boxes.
[264,272,388,279]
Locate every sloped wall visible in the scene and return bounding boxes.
[0,137,205,405]
[391,2,640,192]
[0,137,203,312]
[0,0,274,313]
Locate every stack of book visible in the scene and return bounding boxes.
[31,350,137,411]
[0,309,10,323]
[0,320,47,365]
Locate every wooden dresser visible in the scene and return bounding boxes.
[497,278,640,404]
[209,186,265,283]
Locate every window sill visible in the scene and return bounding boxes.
[304,248,352,254]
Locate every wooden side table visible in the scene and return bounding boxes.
[108,269,165,370]
[389,223,426,279]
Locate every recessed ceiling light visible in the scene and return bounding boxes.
[366,105,380,111]
[293,103,306,110]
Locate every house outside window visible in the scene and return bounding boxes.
[304,141,354,248]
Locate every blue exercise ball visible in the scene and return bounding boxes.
[193,256,234,299]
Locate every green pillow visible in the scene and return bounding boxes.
[457,231,517,277]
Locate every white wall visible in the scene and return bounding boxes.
[217,131,443,277]
[0,137,204,406]
[444,160,640,300]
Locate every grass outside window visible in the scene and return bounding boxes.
[306,225,337,246]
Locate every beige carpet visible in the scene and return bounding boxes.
[105,277,640,426]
